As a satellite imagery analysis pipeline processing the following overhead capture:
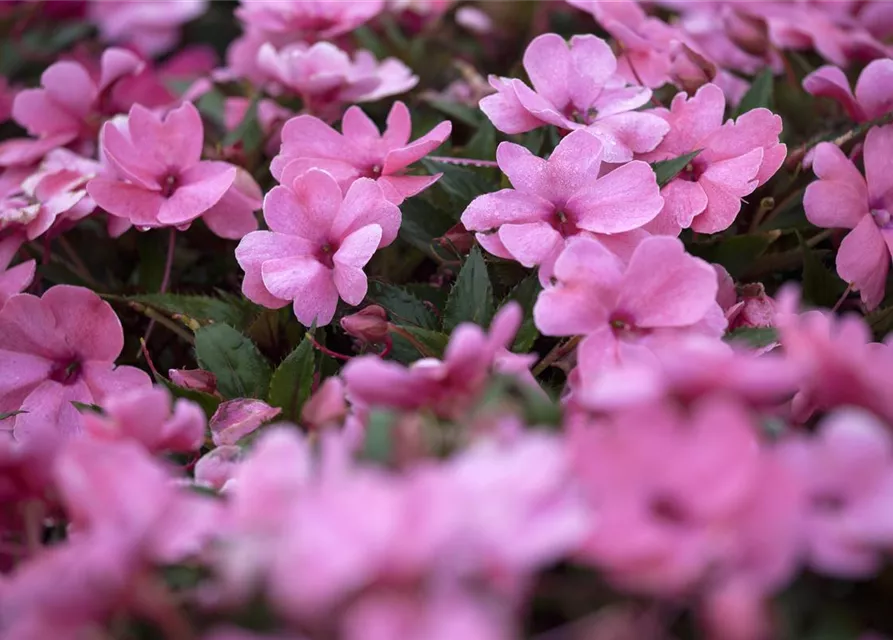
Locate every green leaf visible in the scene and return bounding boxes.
[399,198,456,257]
[267,337,315,422]
[0,410,25,421]
[222,94,263,153]
[194,324,271,399]
[799,232,847,307]
[136,230,170,292]
[71,401,103,414]
[122,293,257,329]
[421,159,497,210]
[521,129,545,155]
[866,306,893,339]
[464,120,496,160]
[368,281,438,329]
[392,326,450,359]
[504,276,542,353]
[424,98,483,127]
[444,246,495,331]
[352,26,389,59]
[724,327,778,349]
[362,410,397,464]
[650,150,701,188]
[736,68,774,115]
[687,233,777,280]
[155,373,221,418]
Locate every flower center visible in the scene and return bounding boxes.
[565,104,599,125]
[679,160,705,182]
[316,243,336,269]
[871,208,892,229]
[161,173,179,198]
[50,358,81,385]
[551,210,579,237]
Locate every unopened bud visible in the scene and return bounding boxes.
[728,282,776,330]
[723,9,770,56]
[169,368,218,395]
[301,377,348,430]
[670,43,717,95]
[341,305,390,344]
[437,223,475,255]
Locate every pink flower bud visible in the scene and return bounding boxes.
[727,283,776,330]
[724,10,770,56]
[169,368,218,395]
[301,377,348,430]
[340,305,390,344]
[209,399,281,446]
[670,43,717,95]
[437,223,476,255]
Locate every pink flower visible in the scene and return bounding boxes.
[804,58,893,123]
[235,169,401,326]
[271,102,452,205]
[0,233,35,309]
[195,445,243,492]
[210,399,281,446]
[726,283,777,331]
[257,42,418,122]
[0,47,143,166]
[534,235,726,373]
[87,102,240,231]
[236,0,385,41]
[343,303,528,419]
[480,33,670,162]
[225,96,293,157]
[639,83,786,235]
[803,125,893,309]
[111,45,218,112]
[0,285,151,440]
[778,409,893,578]
[461,130,662,283]
[82,385,205,454]
[302,377,348,431]
[87,0,208,57]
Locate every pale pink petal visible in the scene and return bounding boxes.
[86,178,164,226]
[854,59,893,120]
[658,179,708,231]
[263,169,342,242]
[617,236,719,328]
[480,76,543,135]
[804,181,867,231]
[0,134,75,167]
[0,260,35,306]
[235,231,313,309]
[278,158,361,192]
[129,102,204,172]
[804,65,863,121]
[812,142,868,198]
[495,141,550,197]
[273,115,356,180]
[591,85,653,118]
[40,61,97,119]
[567,34,618,108]
[461,189,554,231]
[546,130,605,196]
[382,121,451,175]
[377,175,439,202]
[333,224,382,269]
[864,125,893,206]
[340,105,381,143]
[262,256,339,326]
[333,178,401,246]
[12,89,82,138]
[837,216,890,310]
[158,162,236,225]
[0,292,68,357]
[567,160,662,233]
[514,81,576,130]
[97,47,144,93]
[382,101,412,149]
[498,222,564,267]
[589,111,670,162]
[0,349,52,412]
[692,176,747,234]
[523,33,573,110]
[41,285,124,361]
[80,363,151,403]
[703,108,783,168]
[14,380,91,440]
[100,120,163,189]
[662,84,726,155]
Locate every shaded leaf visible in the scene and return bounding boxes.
[136,230,169,292]
[368,281,438,329]
[399,198,456,257]
[867,306,893,339]
[651,150,701,187]
[424,98,483,127]
[155,373,221,418]
[194,324,271,399]
[444,245,495,331]
[123,293,257,329]
[464,119,497,160]
[504,276,541,353]
[222,93,263,153]
[392,325,450,358]
[421,159,497,210]
[688,233,778,279]
[267,337,315,422]
[736,68,774,115]
[724,327,778,349]
[799,232,847,307]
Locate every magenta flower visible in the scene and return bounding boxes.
[461,130,662,282]
[480,33,669,162]
[534,235,725,372]
[87,102,243,232]
[0,285,151,440]
[257,41,418,122]
[640,83,786,235]
[236,0,385,41]
[804,59,893,123]
[236,169,401,326]
[0,234,34,309]
[272,102,452,205]
[87,0,208,56]
[803,125,893,309]
[82,385,205,454]
[779,409,893,578]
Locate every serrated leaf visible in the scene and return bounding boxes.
[464,120,496,160]
[867,306,893,339]
[687,233,777,279]
[504,276,541,353]
[424,98,483,127]
[798,232,846,308]
[194,324,271,399]
[155,374,221,417]
[399,198,456,257]
[123,293,257,329]
[736,68,774,115]
[651,150,701,187]
[724,327,778,349]
[421,159,497,210]
[368,281,438,329]
[222,94,263,153]
[267,337,315,423]
[392,326,450,358]
[444,246,495,331]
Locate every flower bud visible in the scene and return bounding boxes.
[301,377,348,430]
[437,223,475,255]
[724,9,770,56]
[670,43,717,95]
[341,305,390,344]
[727,283,776,330]
[169,368,218,395]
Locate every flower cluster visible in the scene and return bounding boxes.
[2,1,893,638]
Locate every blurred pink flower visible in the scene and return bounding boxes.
[210,398,281,446]
[87,0,208,57]
[0,285,151,440]
[0,233,35,309]
[804,58,893,123]
[803,125,893,309]
[272,101,452,205]
[236,169,400,326]
[639,83,786,235]
[236,0,384,41]
[461,130,662,283]
[480,33,669,162]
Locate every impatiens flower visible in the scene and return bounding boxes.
[778,409,893,578]
[480,33,670,162]
[639,83,786,234]
[803,125,893,309]
[343,303,532,420]
[0,285,151,440]
[461,130,662,282]
[271,101,452,205]
[87,102,241,232]
[210,399,281,446]
[534,235,725,372]
[87,0,209,56]
[0,234,35,309]
[0,47,143,166]
[82,385,205,454]
[236,169,401,326]
[236,0,385,41]
[804,58,893,122]
[257,41,418,122]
